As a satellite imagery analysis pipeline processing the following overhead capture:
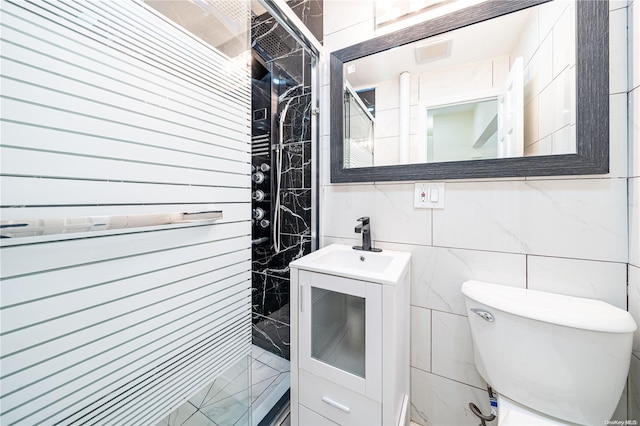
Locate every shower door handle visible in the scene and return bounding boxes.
[0,210,223,239]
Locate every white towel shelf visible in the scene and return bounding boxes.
[0,211,223,239]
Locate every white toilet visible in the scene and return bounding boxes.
[461,280,637,426]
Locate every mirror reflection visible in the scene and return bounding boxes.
[343,0,576,168]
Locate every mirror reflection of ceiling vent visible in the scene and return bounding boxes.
[415,39,452,64]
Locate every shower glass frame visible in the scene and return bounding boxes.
[257,0,321,252]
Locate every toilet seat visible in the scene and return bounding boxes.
[497,395,568,426]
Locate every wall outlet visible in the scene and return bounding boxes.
[414,182,445,209]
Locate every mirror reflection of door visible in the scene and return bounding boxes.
[426,96,499,163]
[343,0,576,168]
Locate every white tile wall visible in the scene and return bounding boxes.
[373,137,401,166]
[431,312,485,389]
[527,256,628,308]
[322,184,432,246]
[551,3,575,79]
[629,0,640,424]
[321,2,637,424]
[629,265,640,356]
[631,177,640,267]
[632,87,640,179]
[375,78,401,110]
[610,93,630,178]
[631,1,640,92]
[432,179,628,262]
[410,247,526,316]
[410,368,490,426]
[630,354,640,422]
[323,0,374,36]
[410,306,432,373]
[610,7,629,95]
[611,0,629,12]
[373,108,400,139]
[538,0,572,42]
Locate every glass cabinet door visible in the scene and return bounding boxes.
[298,271,382,400]
[311,287,366,378]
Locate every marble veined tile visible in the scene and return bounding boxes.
[409,246,526,316]
[198,389,249,426]
[411,306,431,373]
[630,354,640,423]
[373,108,400,139]
[287,0,323,43]
[538,0,572,44]
[252,314,291,359]
[323,0,374,36]
[630,178,640,267]
[431,311,486,389]
[252,358,280,389]
[321,184,376,238]
[322,184,431,246]
[551,1,575,79]
[252,371,290,422]
[156,403,218,426]
[324,20,374,52]
[410,367,490,426]
[631,2,640,91]
[610,7,628,95]
[432,179,628,262]
[609,0,628,11]
[375,78,400,111]
[373,183,431,245]
[156,402,199,426]
[256,350,290,373]
[188,356,250,426]
[527,256,627,309]
[528,92,628,179]
[631,89,640,178]
[629,265,640,357]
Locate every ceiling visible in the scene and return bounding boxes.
[346,5,534,89]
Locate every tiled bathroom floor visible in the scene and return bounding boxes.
[157,345,290,426]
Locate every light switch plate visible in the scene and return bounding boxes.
[414,182,445,209]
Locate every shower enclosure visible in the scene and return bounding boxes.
[250,1,319,362]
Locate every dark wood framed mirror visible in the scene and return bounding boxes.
[330,0,608,183]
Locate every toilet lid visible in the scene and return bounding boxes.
[497,396,568,426]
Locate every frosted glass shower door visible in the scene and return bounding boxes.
[299,272,382,401]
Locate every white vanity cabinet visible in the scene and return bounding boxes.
[290,244,410,426]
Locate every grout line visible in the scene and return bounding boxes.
[410,366,488,391]
[429,309,433,373]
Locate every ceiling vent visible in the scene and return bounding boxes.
[415,38,452,64]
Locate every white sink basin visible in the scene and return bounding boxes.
[290,244,411,285]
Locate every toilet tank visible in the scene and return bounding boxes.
[462,280,637,426]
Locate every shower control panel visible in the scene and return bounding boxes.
[251,130,273,246]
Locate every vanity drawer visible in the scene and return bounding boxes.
[299,369,381,426]
[299,404,339,425]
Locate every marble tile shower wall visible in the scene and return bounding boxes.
[321,1,636,424]
[251,9,314,360]
[286,0,324,43]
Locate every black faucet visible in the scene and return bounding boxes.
[353,217,382,252]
